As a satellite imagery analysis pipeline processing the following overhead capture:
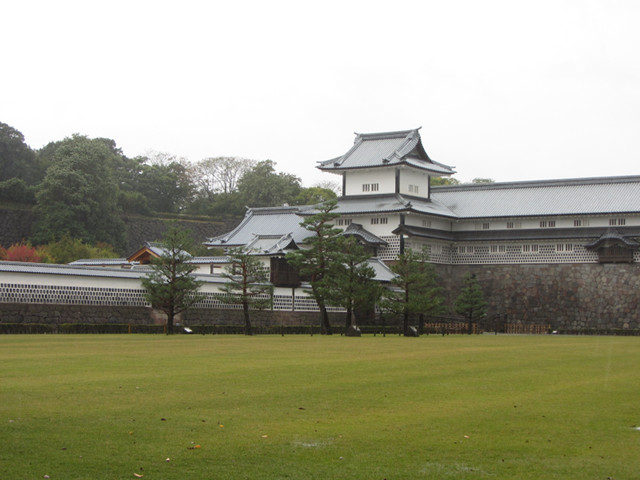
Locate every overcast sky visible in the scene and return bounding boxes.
[3,0,639,187]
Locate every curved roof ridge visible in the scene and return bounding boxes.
[356,128,421,141]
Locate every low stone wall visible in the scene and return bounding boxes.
[183,308,343,327]
[0,303,345,329]
[0,304,152,325]
[437,263,640,331]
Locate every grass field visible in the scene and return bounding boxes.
[1,334,639,479]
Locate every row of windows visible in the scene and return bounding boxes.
[478,218,625,230]
[458,244,574,254]
[408,184,420,193]
[335,217,389,226]
[338,218,628,230]
[362,183,379,192]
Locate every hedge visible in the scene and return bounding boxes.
[3,323,638,336]
[0,323,55,334]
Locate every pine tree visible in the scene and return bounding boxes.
[285,200,342,334]
[381,247,444,336]
[322,236,383,334]
[141,223,204,334]
[219,249,273,335]
[454,273,488,334]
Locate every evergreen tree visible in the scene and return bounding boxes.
[236,160,302,208]
[381,247,444,336]
[219,249,273,336]
[285,200,342,334]
[134,154,196,213]
[322,236,382,334]
[34,134,126,250]
[141,223,204,334]
[0,122,40,184]
[454,272,488,334]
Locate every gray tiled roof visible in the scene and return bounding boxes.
[332,194,457,217]
[0,261,148,279]
[69,258,130,266]
[188,256,230,264]
[585,229,640,248]
[244,233,298,255]
[432,176,640,218]
[205,206,312,247]
[205,176,640,252]
[365,258,397,282]
[317,129,455,175]
[0,261,228,283]
[394,224,640,243]
[342,223,388,246]
[336,175,640,219]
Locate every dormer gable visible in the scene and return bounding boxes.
[317,128,455,175]
[317,128,455,199]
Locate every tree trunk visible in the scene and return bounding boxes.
[344,308,352,330]
[312,284,332,335]
[403,288,410,336]
[167,310,174,335]
[243,301,252,336]
[403,309,410,336]
[318,300,332,335]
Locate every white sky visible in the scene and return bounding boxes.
[2,0,639,186]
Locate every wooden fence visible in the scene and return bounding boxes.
[503,323,551,334]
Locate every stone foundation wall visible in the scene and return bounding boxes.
[0,303,345,329]
[436,263,640,330]
[2,262,639,332]
[0,206,240,255]
[0,304,153,325]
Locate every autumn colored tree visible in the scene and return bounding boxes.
[0,242,45,262]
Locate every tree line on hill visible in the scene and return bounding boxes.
[0,121,337,257]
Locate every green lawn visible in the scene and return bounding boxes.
[1,334,639,479]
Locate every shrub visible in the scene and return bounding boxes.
[1,242,43,262]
